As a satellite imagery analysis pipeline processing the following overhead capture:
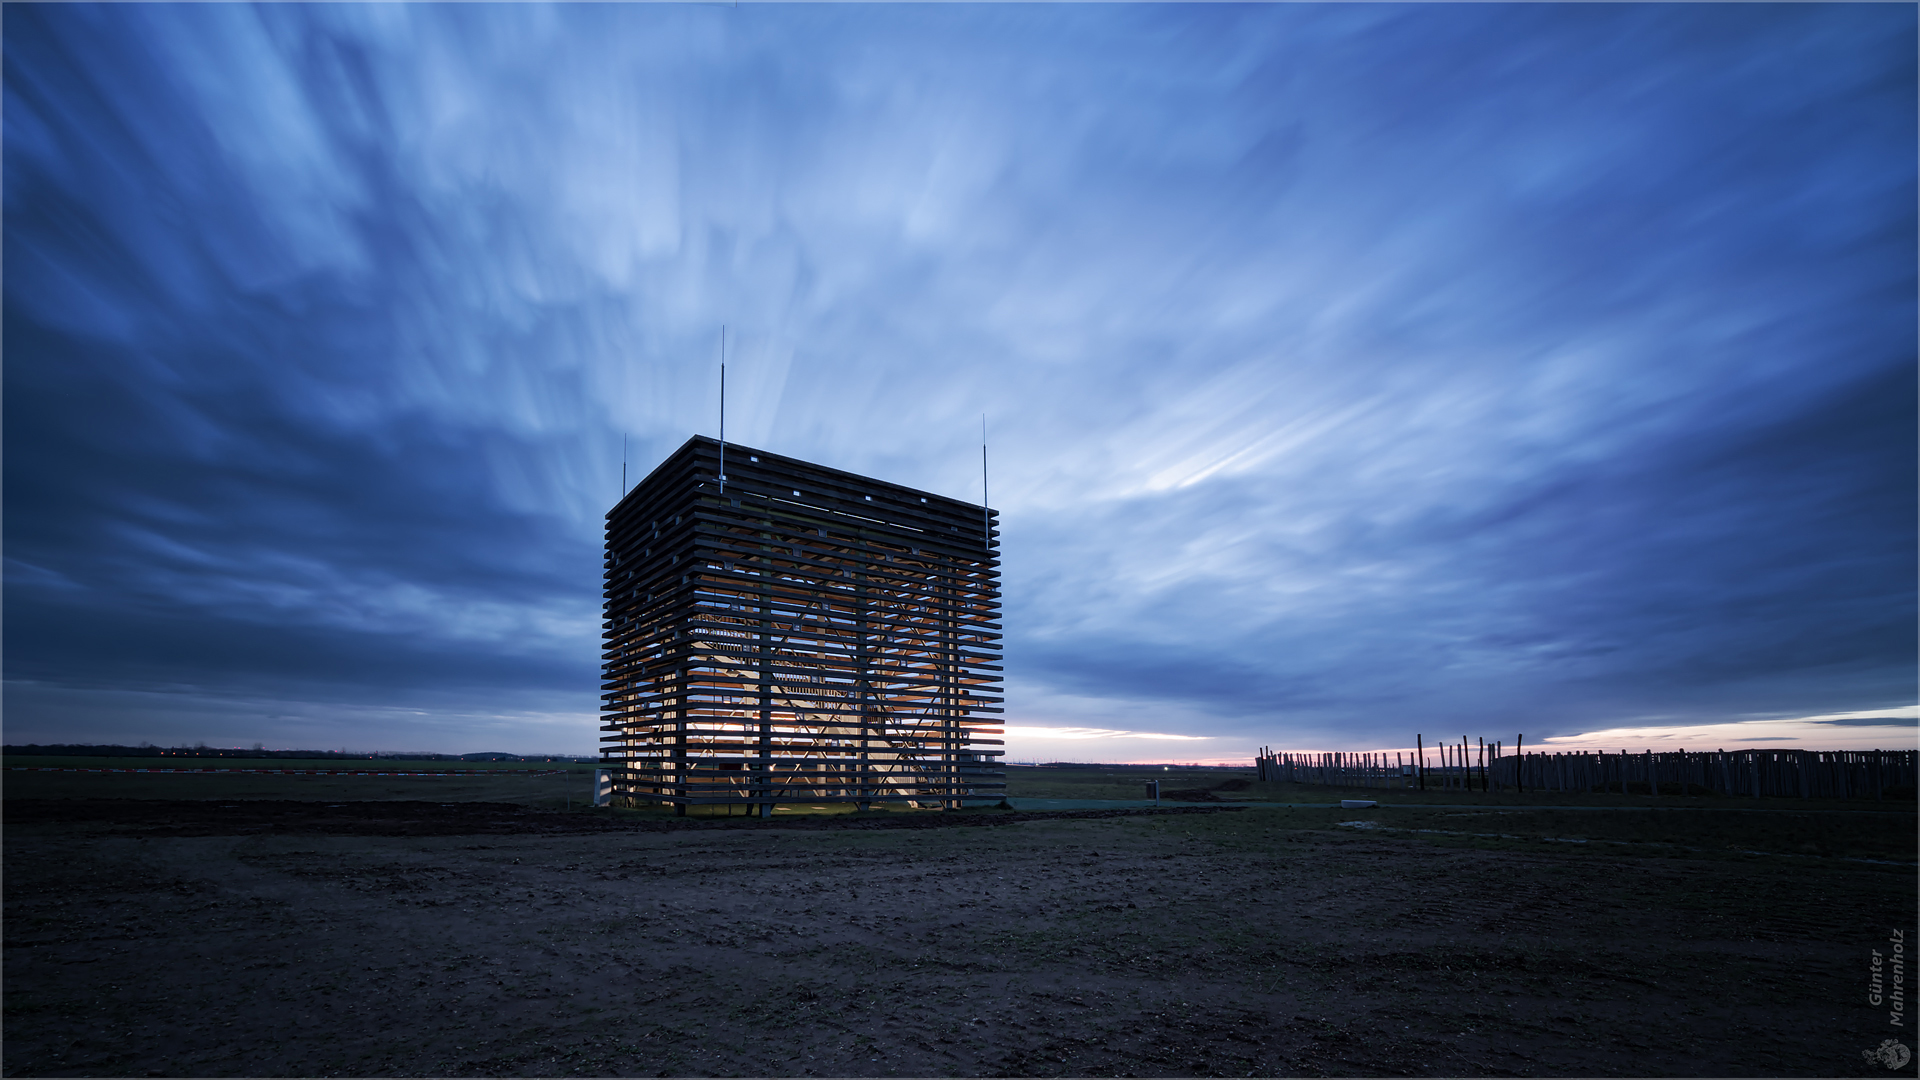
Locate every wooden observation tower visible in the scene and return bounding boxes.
[601,435,1005,815]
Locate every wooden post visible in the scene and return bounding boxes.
[1417,735,1425,791]
[1515,734,1523,794]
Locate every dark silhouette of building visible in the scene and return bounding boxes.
[602,435,1004,815]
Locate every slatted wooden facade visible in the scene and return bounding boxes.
[602,435,1005,814]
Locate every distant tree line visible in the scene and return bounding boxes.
[1,744,596,763]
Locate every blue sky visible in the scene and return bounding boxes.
[5,4,1914,760]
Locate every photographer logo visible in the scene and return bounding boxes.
[1861,1039,1910,1070]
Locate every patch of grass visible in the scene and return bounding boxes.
[1006,763,1914,811]
[0,770,600,806]
[1029,775,1918,863]
[1004,767,1241,801]
[1318,805,1917,862]
[3,755,593,772]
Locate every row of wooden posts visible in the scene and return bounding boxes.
[1254,739,1918,800]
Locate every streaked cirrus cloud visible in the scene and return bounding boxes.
[5,4,1912,758]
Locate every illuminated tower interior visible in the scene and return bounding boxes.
[601,435,1005,815]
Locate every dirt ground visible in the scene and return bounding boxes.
[3,777,1914,1078]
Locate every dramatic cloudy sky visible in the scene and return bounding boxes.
[6,4,1914,759]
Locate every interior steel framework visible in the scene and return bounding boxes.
[601,435,1005,815]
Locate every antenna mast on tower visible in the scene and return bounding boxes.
[981,413,989,547]
[718,326,728,495]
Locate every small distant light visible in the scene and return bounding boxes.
[793,490,801,496]
[750,455,759,462]
[864,495,872,501]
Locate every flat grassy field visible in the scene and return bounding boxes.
[2,766,601,811]
[1004,766,1917,862]
[4,766,1913,1077]
[1006,764,1910,809]
[3,755,594,772]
